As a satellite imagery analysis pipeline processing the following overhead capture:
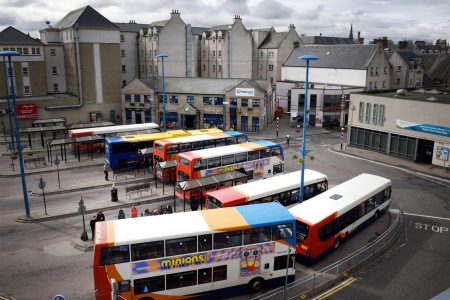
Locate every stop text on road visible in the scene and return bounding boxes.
[414,222,448,234]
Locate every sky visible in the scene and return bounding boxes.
[0,0,449,44]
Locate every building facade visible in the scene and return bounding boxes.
[388,51,423,89]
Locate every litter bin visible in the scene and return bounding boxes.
[111,187,118,202]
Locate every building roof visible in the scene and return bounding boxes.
[259,32,288,49]
[0,26,42,46]
[284,44,378,70]
[114,22,148,32]
[355,88,450,105]
[191,26,209,35]
[210,24,233,31]
[54,5,119,30]
[149,20,169,28]
[300,36,354,45]
[417,54,450,82]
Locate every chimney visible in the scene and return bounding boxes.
[233,15,242,24]
[289,24,295,30]
[171,9,181,18]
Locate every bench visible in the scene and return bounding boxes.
[125,182,152,198]
[24,156,46,168]
[113,168,137,180]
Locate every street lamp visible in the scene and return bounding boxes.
[298,55,318,204]
[0,50,30,217]
[222,101,229,130]
[156,53,168,131]
[340,94,346,150]
[1,56,15,151]
[276,117,279,137]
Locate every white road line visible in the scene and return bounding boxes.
[403,212,450,221]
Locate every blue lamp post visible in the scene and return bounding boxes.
[298,55,318,203]
[0,50,30,217]
[156,53,168,132]
[2,56,16,151]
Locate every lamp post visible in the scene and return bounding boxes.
[298,55,318,204]
[156,53,168,132]
[222,101,229,130]
[340,94,346,151]
[276,117,279,138]
[0,50,30,217]
[2,56,15,151]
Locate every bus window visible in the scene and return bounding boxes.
[272,223,293,240]
[221,155,235,166]
[166,270,197,290]
[207,157,221,168]
[131,241,164,261]
[243,226,271,244]
[166,236,197,256]
[112,142,136,154]
[198,234,212,252]
[304,185,315,200]
[180,143,192,152]
[192,142,203,150]
[366,197,375,213]
[274,254,295,271]
[204,140,215,148]
[273,163,284,175]
[154,143,163,151]
[134,275,165,294]
[238,136,247,143]
[207,196,222,209]
[179,157,190,166]
[213,265,227,282]
[198,267,212,284]
[383,187,391,201]
[194,159,207,171]
[216,139,227,146]
[100,245,130,266]
[226,137,235,145]
[235,152,247,163]
[260,148,271,158]
[374,191,383,206]
[178,171,189,181]
[296,221,309,243]
[166,144,179,154]
[248,151,259,161]
[317,181,327,192]
[214,230,242,249]
[290,189,299,203]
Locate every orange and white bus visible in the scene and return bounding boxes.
[153,131,247,183]
[289,173,392,263]
[206,170,328,209]
[176,140,284,182]
[93,202,296,299]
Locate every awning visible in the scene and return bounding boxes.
[175,171,247,192]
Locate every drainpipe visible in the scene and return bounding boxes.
[46,22,83,110]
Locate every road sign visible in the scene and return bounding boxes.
[38,177,46,190]
[78,199,86,214]
[53,295,66,300]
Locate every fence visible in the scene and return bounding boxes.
[252,209,403,300]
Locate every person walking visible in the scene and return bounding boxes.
[190,199,199,211]
[286,134,290,146]
[103,163,109,181]
[89,216,97,241]
[96,210,105,222]
[130,205,138,218]
[118,209,125,219]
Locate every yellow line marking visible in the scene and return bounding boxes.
[0,295,11,300]
[311,276,357,300]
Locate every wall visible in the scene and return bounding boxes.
[283,66,367,87]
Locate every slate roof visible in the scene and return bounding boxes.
[259,32,288,49]
[191,27,209,35]
[114,22,148,32]
[210,25,233,31]
[0,26,42,46]
[300,36,354,45]
[417,53,450,82]
[149,20,169,28]
[54,5,118,30]
[284,44,378,70]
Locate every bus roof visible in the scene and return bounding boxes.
[69,123,159,136]
[207,170,328,205]
[107,128,223,144]
[289,174,391,225]
[96,202,293,246]
[155,131,244,145]
[179,140,279,160]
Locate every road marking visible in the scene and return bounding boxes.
[0,295,11,300]
[311,276,357,300]
[404,212,450,221]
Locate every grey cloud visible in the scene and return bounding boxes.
[294,5,324,21]
[0,13,16,26]
[219,0,250,15]
[248,0,291,19]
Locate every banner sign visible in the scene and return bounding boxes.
[436,146,449,161]
[132,242,275,275]
[16,103,37,119]
[396,119,450,137]
[235,88,255,97]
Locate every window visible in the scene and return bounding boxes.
[166,270,197,290]
[36,48,40,55]
[194,159,207,170]
[241,99,248,107]
[124,94,131,102]
[252,99,260,107]
[145,111,151,123]
[383,67,387,74]
[53,83,59,93]
[23,48,29,55]
[221,154,235,165]
[214,230,242,249]
[50,49,56,56]
[218,50,222,57]
[144,95,150,103]
[218,65,222,72]
[248,151,259,161]
[100,245,130,266]
[382,81,386,88]
[203,97,212,105]
[272,223,293,240]
[24,86,30,95]
[198,234,212,252]
[134,95,141,103]
[158,95,167,103]
[22,67,28,76]
[235,152,247,163]
[268,65,274,71]
[260,52,263,57]
[169,95,178,104]
[274,254,294,271]
[396,78,400,84]
[230,98,237,106]
[32,48,36,55]
[213,50,216,57]
[268,51,274,58]
[207,157,221,168]
[375,67,379,76]
[134,276,164,294]
[244,226,271,244]
[372,104,379,125]
[365,103,371,123]
[16,48,22,54]
[370,67,374,75]
[165,236,197,256]
[187,95,194,103]
[122,80,126,87]
[52,66,57,75]
[120,34,125,42]
[131,241,164,261]
[121,50,125,57]
[378,105,385,126]
[122,65,126,73]
[214,97,223,105]
[213,265,227,282]
[198,268,212,284]
[397,66,401,72]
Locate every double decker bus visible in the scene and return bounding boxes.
[93,202,296,299]
[206,170,328,209]
[289,173,392,263]
[68,123,160,153]
[105,128,222,170]
[153,131,247,183]
[176,140,284,182]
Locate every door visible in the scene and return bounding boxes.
[417,139,433,164]
[186,115,195,129]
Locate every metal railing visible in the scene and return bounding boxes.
[252,209,403,300]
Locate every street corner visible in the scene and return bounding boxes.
[71,239,93,252]
[16,215,36,223]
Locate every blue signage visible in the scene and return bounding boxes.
[396,120,450,137]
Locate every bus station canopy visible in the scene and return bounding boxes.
[156,160,177,170]
[69,122,115,129]
[32,118,66,127]
[176,171,248,192]
[49,135,103,146]
[19,125,67,134]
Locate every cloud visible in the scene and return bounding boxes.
[0,13,15,26]
[249,0,291,20]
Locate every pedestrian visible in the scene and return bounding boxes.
[144,208,151,216]
[90,216,97,241]
[286,134,290,146]
[118,209,125,219]
[190,199,199,211]
[130,205,138,218]
[104,163,109,181]
[96,210,105,222]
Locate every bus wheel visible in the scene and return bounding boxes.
[334,237,341,249]
[248,277,264,293]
